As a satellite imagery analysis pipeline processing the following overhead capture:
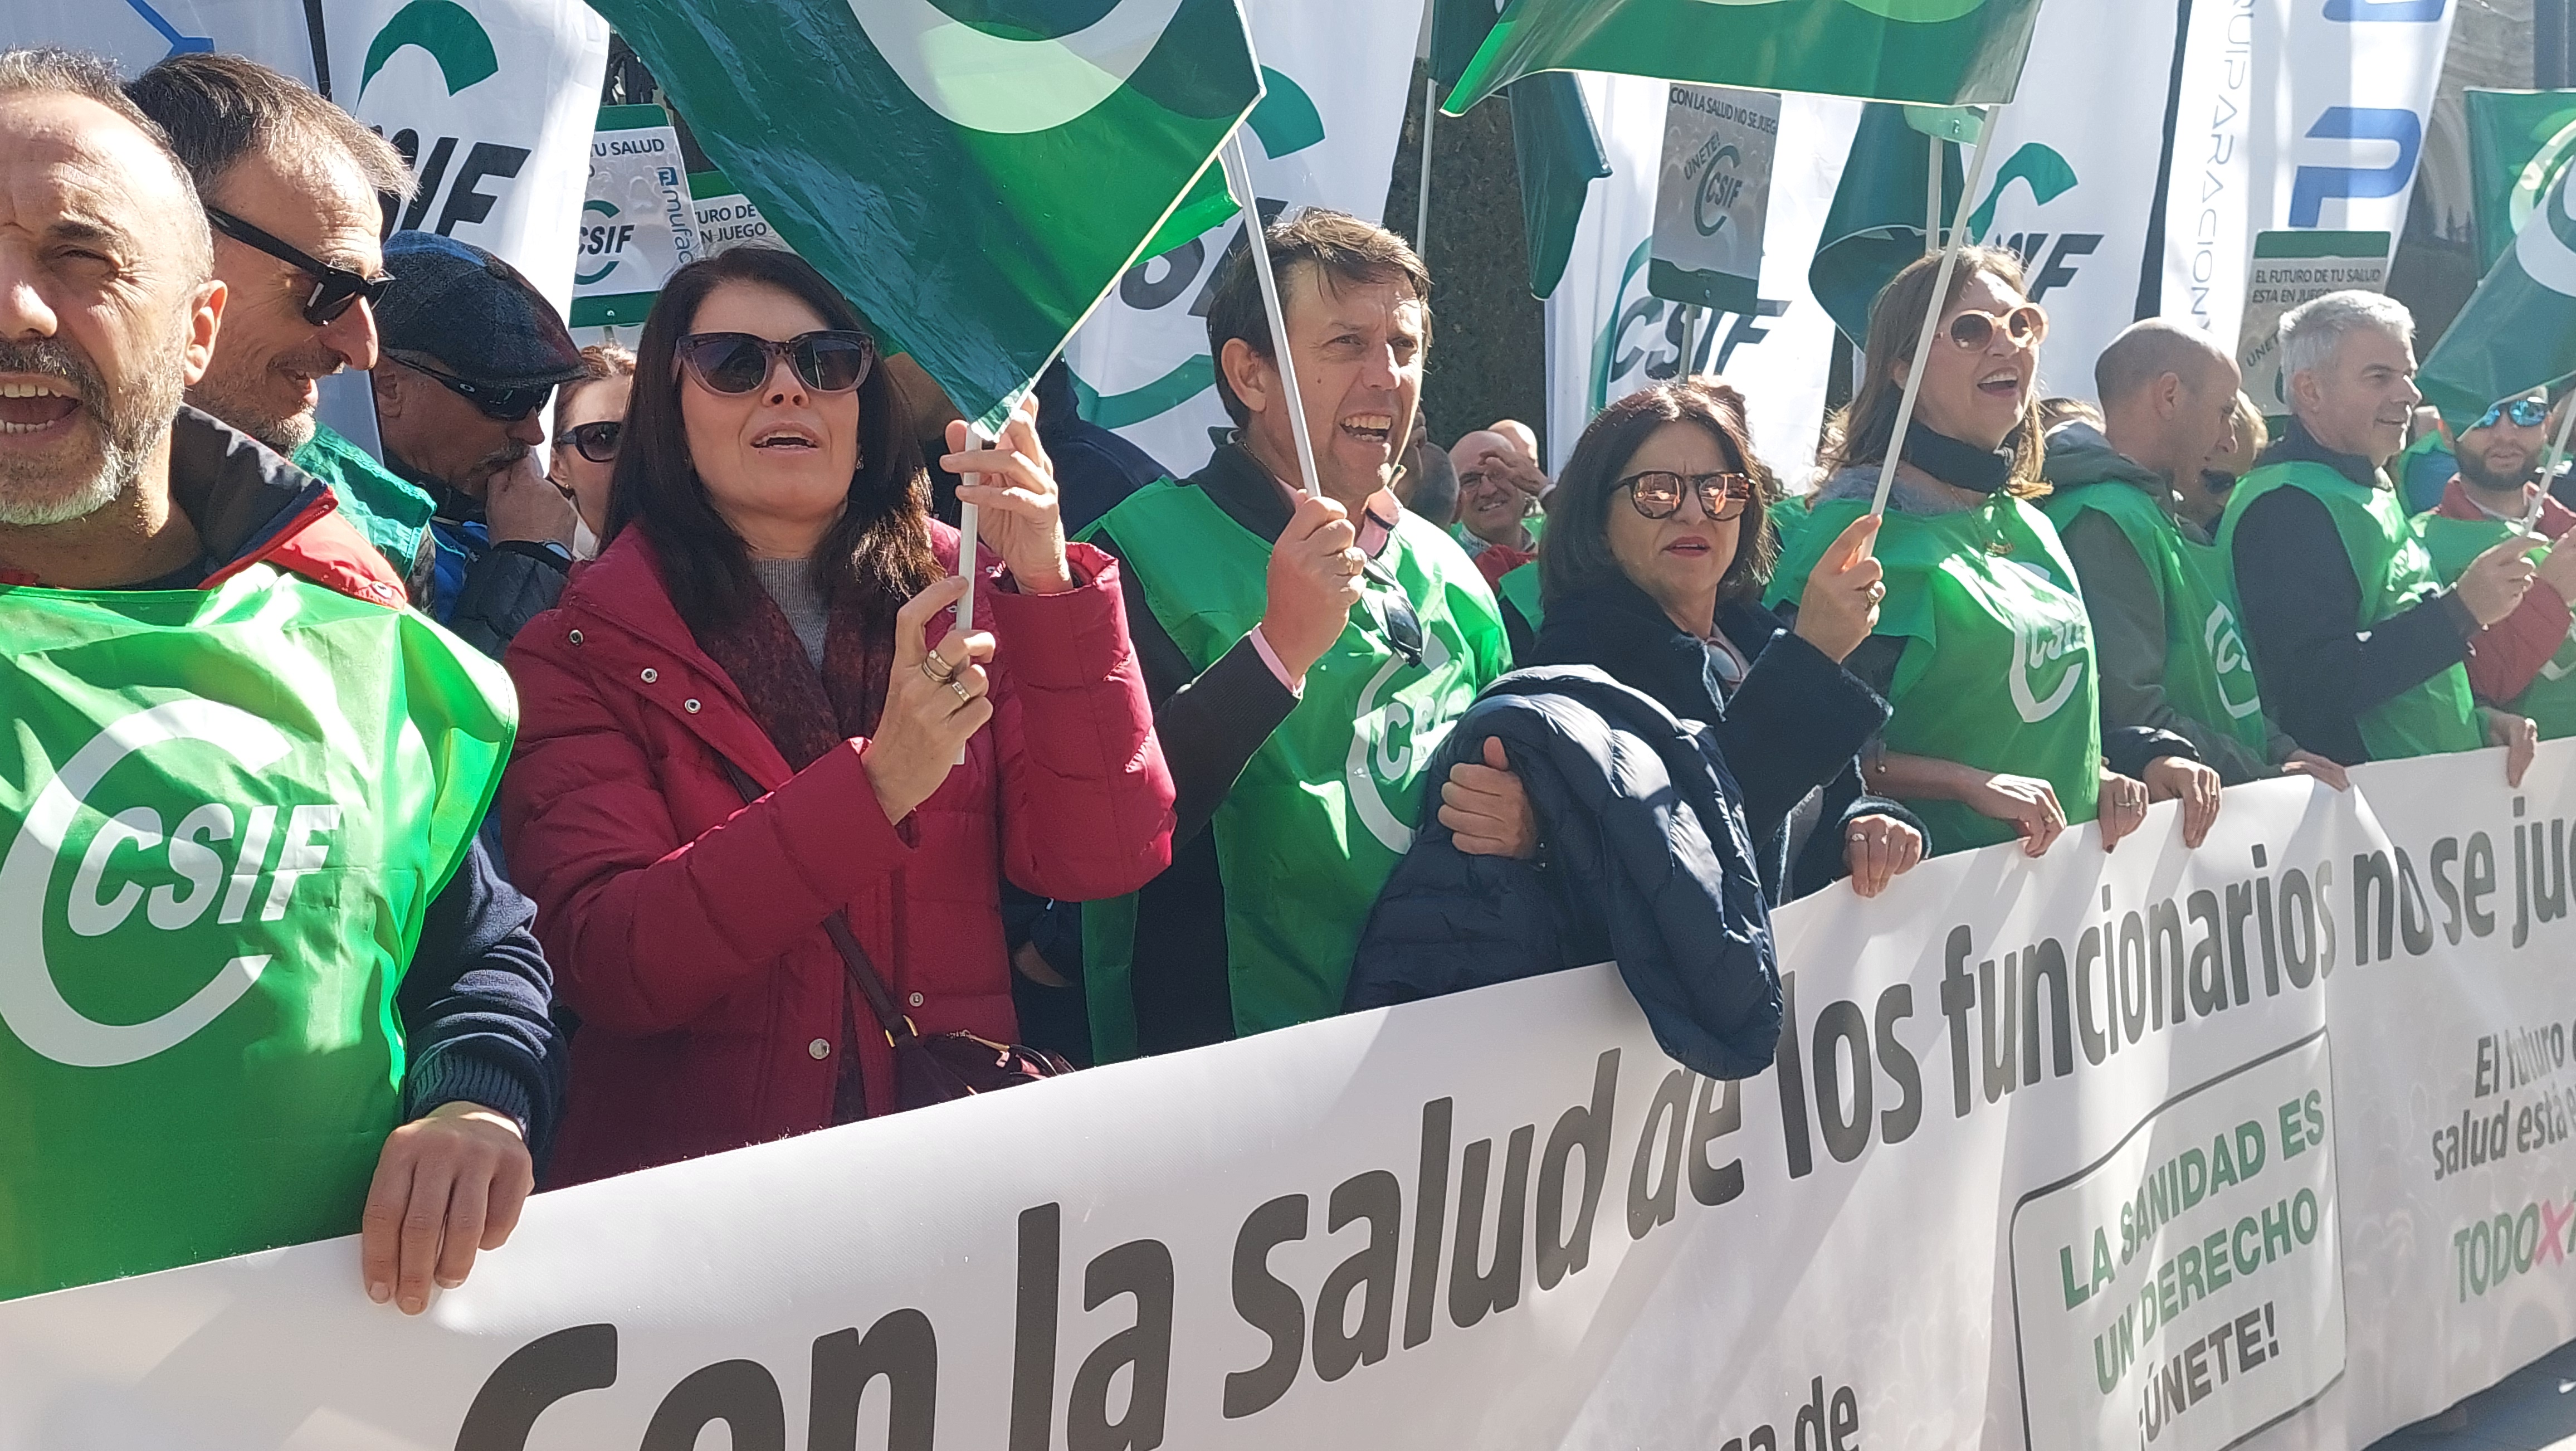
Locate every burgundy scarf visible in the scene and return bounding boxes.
[691,569,903,773]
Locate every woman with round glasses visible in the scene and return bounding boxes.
[1520,379,1924,900]
[1771,247,2203,859]
[548,343,635,546]
[499,248,1175,1184]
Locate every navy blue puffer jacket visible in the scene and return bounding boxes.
[1345,668,1780,1080]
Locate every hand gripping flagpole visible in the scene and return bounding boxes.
[1871,106,2004,519]
[1221,130,1325,499]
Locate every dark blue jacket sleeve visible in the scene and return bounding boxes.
[398,838,564,1155]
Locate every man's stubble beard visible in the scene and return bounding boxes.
[186,344,337,456]
[0,322,188,528]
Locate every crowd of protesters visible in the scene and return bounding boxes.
[1,46,2563,1315]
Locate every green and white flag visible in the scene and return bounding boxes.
[2466,89,2576,272]
[2419,165,2576,430]
[1444,0,2047,115]
[591,0,1262,424]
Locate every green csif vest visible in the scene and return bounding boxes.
[2416,512,2576,739]
[2042,481,2273,763]
[1771,493,2102,856]
[0,566,514,1301]
[2217,461,2484,759]
[1081,482,1509,1056]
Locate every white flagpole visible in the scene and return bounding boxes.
[1870,108,2004,519]
[1415,76,1438,254]
[1925,138,1943,254]
[1220,130,1324,498]
[951,430,987,765]
[2524,394,2576,537]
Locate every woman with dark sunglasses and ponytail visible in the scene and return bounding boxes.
[1769,247,2213,860]
[548,343,635,546]
[1519,379,1925,901]
[498,249,1175,1185]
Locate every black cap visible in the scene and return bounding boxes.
[375,231,586,389]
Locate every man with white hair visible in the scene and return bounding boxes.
[2218,290,2541,773]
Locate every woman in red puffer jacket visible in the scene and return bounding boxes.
[501,248,1174,1186]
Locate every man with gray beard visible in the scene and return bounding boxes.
[0,47,558,1313]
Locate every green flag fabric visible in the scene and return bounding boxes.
[1445,0,2047,116]
[592,0,1262,425]
[1514,71,1612,299]
[1809,102,1966,344]
[2466,89,2576,272]
[2419,163,2576,430]
[1432,0,1507,91]
[0,566,515,1301]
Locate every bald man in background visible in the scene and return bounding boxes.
[2043,321,2343,789]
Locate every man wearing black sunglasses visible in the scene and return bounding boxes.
[2418,387,2576,738]
[127,54,436,584]
[370,230,589,658]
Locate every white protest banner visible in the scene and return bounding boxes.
[14,734,2573,1449]
[1547,75,1858,488]
[327,0,611,320]
[2159,0,2453,354]
[1648,85,1780,317]
[1058,0,1427,478]
[569,104,695,335]
[0,2,312,82]
[1967,0,2182,404]
[690,169,793,257]
[2237,229,2393,412]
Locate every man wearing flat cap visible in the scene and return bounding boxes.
[370,230,589,657]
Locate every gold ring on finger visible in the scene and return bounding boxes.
[921,655,955,684]
[948,679,972,705]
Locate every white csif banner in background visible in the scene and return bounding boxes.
[1545,74,1858,489]
[11,739,2576,1449]
[2158,0,2456,356]
[2,0,609,333]
[1970,0,2183,405]
[1059,0,1427,479]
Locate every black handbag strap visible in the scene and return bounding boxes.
[718,758,917,1046]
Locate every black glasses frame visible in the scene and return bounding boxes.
[1615,470,1752,522]
[204,207,393,326]
[396,356,552,422]
[2476,398,2551,431]
[675,330,878,396]
[555,419,622,464]
[1357,557,1425,667]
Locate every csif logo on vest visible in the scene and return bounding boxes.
[359,1,529,238]
[1345,624,1457,854]
[0,702,341,1069]
[2010,613,2086,725]
[2204,602,2266,719]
